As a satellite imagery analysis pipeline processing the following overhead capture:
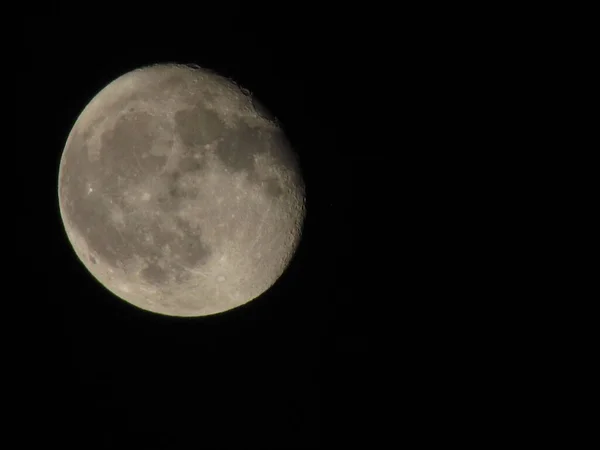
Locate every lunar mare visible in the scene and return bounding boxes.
[58,64,305,316]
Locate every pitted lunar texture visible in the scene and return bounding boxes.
[58,64,305,316]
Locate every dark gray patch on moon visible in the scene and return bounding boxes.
[154,166,205,214]
[215,122,266,174]
[171,97,297,202]
[173,101,292,200]
[166,173,198,201]
[215,124,300,199]
[262,177,284,197]
[99,112,170,179]
[171,224,213,267]
[174,103,225,147]
[140,264,168,285]
[177,155,206,173]
[154,183,182,213]
[214,123,289,199]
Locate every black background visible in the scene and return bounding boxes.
[14,10,388,449]
[12,8,565,448]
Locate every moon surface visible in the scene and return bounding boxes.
[58,63,305,317]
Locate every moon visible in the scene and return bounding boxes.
[58,63,306,317]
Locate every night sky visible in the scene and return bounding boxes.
[14,6,538,448]
[16,9,383,449]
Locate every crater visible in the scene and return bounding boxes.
[235,82,251,97]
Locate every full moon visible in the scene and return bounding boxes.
[58,63,306,317]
